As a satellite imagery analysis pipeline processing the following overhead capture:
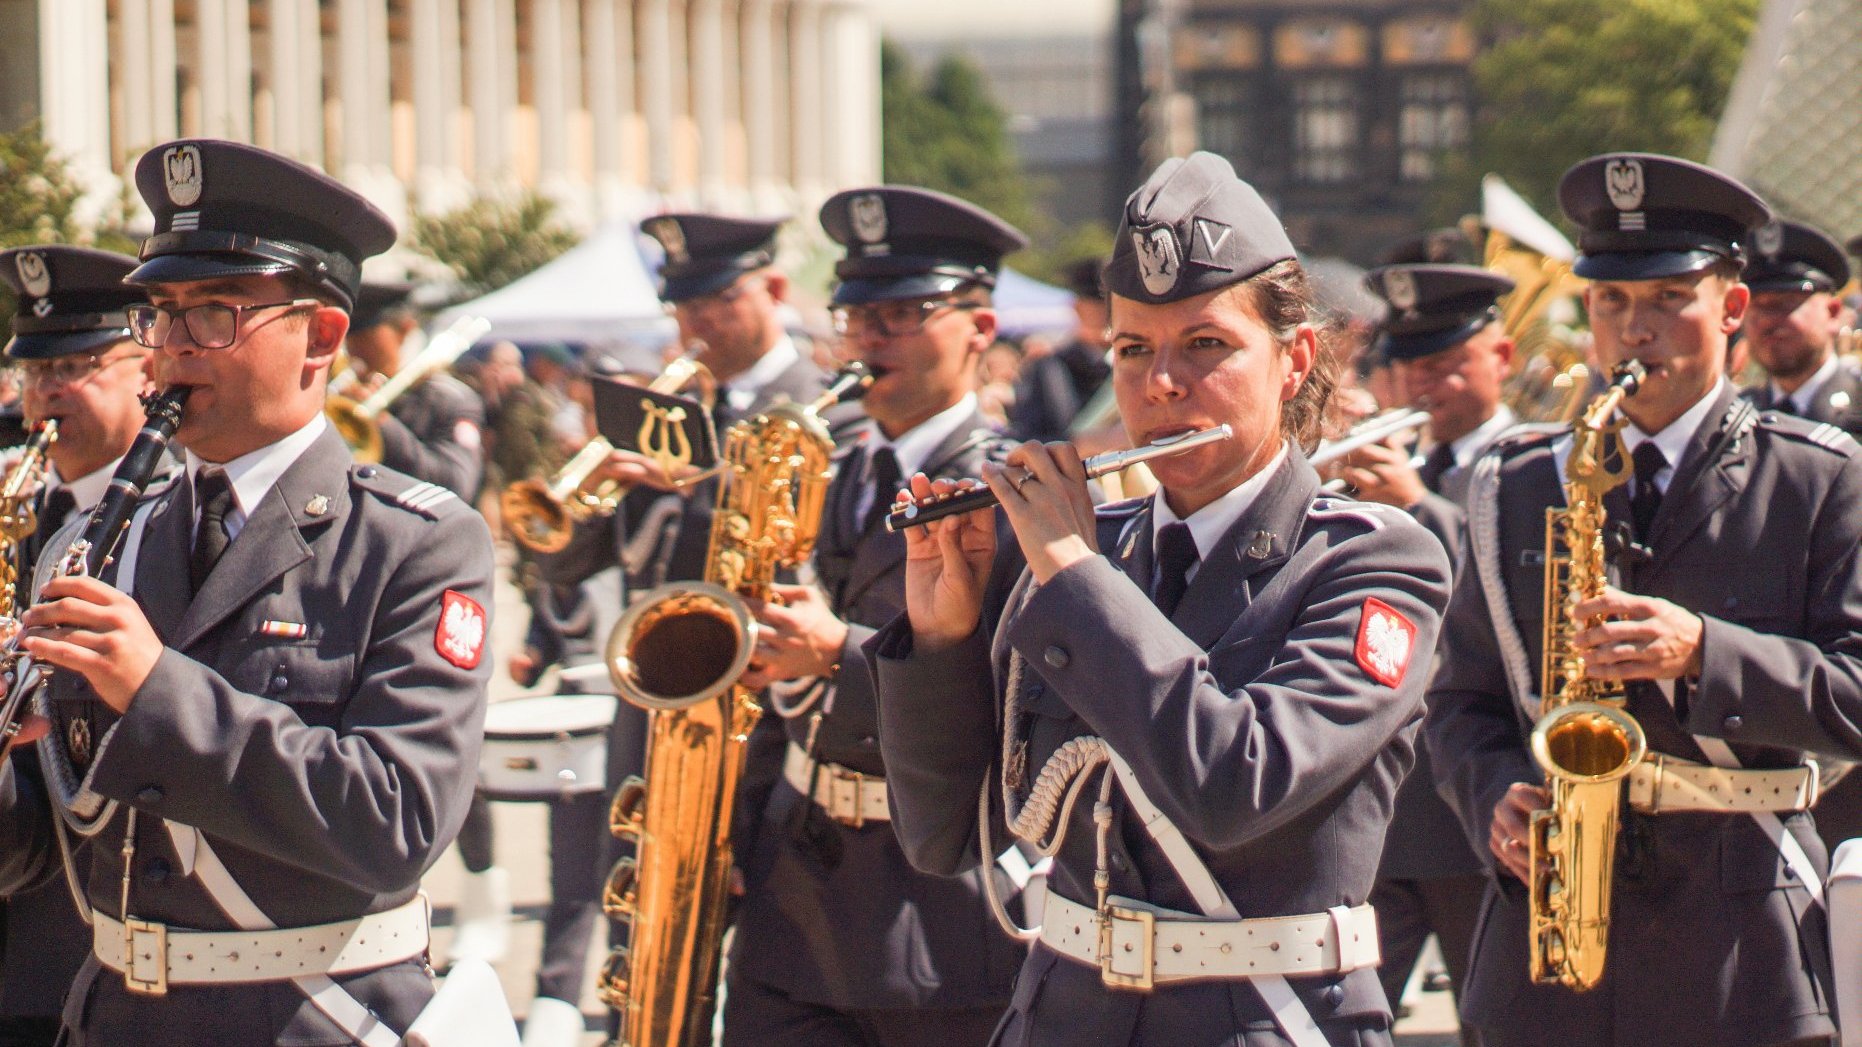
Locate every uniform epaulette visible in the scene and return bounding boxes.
[1489,423,1565,459]
[1094,496,1148,520]
[351,465,460,519]
[1755,412,1861,457]
[1308,496,1393,531]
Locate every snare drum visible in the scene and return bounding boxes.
[479,693,619,801]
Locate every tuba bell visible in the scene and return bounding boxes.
[501,346,716,555]
[326,315,491,462]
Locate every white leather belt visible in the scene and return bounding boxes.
[1039,892,1380,990]
[1627,754,1817,814]
[783,742,889,827]
[93,897,429,994]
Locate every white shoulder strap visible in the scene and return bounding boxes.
[163,822,404,1047]
[1465,449,1539,725]
[1102,749,1330,1047]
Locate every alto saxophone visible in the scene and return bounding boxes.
[0,419,58,620]
[597,363,870,1047]
[1527,360,1648,990]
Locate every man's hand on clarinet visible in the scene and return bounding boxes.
[21,575,164,713]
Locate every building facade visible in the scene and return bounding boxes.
[1117,0,1475,264]
[0,0,880,231]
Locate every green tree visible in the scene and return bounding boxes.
[410,191,579,300]
[0,124,140,346]
[880,41,1042,258]
[1434,0,1759,222]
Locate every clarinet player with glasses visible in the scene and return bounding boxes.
[0,139,495,1047]
[870,152,1452,1046]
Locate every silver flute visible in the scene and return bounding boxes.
[886,424,1233,531]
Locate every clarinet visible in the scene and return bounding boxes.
[0,386,192,746]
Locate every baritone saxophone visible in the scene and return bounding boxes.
[1527,360,1648,991]
[597,363,871,1047]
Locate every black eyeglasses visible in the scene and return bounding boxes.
[126,299,321,349]
[829,298,978,338]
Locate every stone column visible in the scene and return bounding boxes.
[338,0,401,222]
[413,0,469,210]
[37,0,112,200]
[468,0,515,187]
[294,0,322,164]
[638,0,676,193]
[194,0,231,137]
[688,0,727,204]
[120,0,155,153]
[821,0,876,190]
[740,0,780,206]
[787,0,822,199]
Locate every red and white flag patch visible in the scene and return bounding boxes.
[436,589,487,669]
[1354,597,1416,687]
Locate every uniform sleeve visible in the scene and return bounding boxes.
[1423,536,1540,866]
[1685,454,1862,758]
[870,619,1000,877]
[378,393,485,499]
[531,511,621,589]
[1407,492,1464,574]
[0,749,59,896]
[86,509,496,893]
[1006,518,1451,851]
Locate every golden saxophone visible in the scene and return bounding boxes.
[597,363,871,1047]
[0,420,59,620]
[1527,360,1648,990]
[501,346,716,555]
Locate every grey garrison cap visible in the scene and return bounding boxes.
[1106,152,1296,305]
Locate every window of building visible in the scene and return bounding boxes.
[1293,76,1356,184]
[1194,75,1255,177]
[1398,73,1468,182]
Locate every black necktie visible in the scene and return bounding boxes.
[190,469,235,593]
[41,487,76,536]
[1152,522,1199,618]
[1629,442,1666,542]
[1772,395,1798,417]
[863,447,902,534]
[1416,442,1457,492]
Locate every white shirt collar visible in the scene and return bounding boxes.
[47,457,126,513]
[1619,378,1728,492]
[872,393,979,479]
[723,336,802,413]
[1151,440,1290,566]
[1770,354,1840,415]
[1447,405,1518,471]
[186,412,329,530]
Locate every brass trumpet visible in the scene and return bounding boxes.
[326,315,491,462]
[501,347,716,555]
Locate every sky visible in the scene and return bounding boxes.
[866,0,1115,38]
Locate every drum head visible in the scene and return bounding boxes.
[483,694,619,740]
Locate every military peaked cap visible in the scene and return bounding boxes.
[0,246,144,359]
[1365,264,1515,361]
[1745,220,1851,293]
[641,213,786,302]
[820,186,1027,306]
[127,139,397,310]
[1558,153,1771,281]
[349,280,417,331]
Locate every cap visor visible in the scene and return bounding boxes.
[4,328,133,360]
[662,266,748,303]
[831,273,969,306]
[125,252,296,289]
[1573,249,1723,282]
[1381,315,1492,362]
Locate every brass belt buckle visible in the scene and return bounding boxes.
[837,770,866,829]
[123,917,169,996]
[1097,903,1155,991]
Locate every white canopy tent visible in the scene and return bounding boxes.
[434,222,675,361]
